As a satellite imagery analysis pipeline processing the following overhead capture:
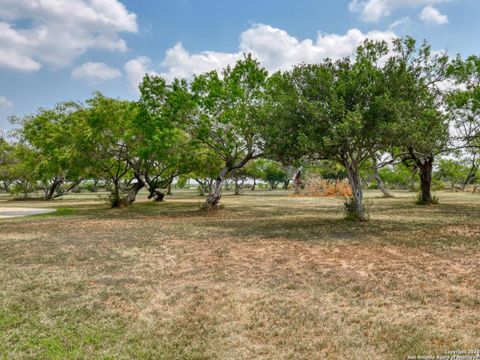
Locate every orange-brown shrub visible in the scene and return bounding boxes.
[292,174,352,197]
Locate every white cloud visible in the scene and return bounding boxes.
[348,0,451,22]
[0,96,13,111]
[388,16,411,30]
[71,62,121,83]
[419,5,449,24]
[124,56,158,92]
[0,0,138,72]
[160,43,239,80]
[138,24,396,85]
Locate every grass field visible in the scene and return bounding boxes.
[0,189,479,359]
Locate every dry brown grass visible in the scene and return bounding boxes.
[0,189,479,359]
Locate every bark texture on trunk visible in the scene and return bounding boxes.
[148,188,165,201]
[418,159,433,203]
[407,147,435,204]
[203,166,229,209]
[293,169,302,195]
[45,177,63,200]
[202,153,257,210]
[125,180,144,204]
[91,179,99,192]
[195,179,207,196]
[283,179,290,190]
[251,179,256,191]
[208,180,213,195]
[111,179,122,208]
[234,181,241,195]
[344,159,368,221]
[462,158,477,190]
[374,166,393,198]
[46,178,82,200]
[2,181,11,193]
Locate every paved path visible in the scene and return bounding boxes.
[0,207,56,218]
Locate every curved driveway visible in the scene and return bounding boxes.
[0,207,56,218]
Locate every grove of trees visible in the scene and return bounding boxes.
[1,37,479,221]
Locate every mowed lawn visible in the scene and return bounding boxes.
[0,190,479,359]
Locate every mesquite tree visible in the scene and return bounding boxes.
[137,74,205,202]
[81,93,137,207]
[127,89,194,202]
[448,55,480,149]
[262,41,395,220]
[0,135,15,192]
[448,55,480,186]
[10,102,86,200]
[187,55,268,209]
[187,147,224,196]
[141,56,267,209]
[385,38,449,204]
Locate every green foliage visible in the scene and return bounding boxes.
[175,176,190,189]
[385,38,449,156]
[2,36,479,216]
[447,55,480,149]
[243,159,267,182]
[184,146,224,184]
[261,161,287,189]
[4,143,37,198]
[378,164,414,189]
[436,159,469,188]
[9,102,88,199]
[187,54,267,165]
[304,161,347,180]
[261,40,397,220]
[0,135,16,189]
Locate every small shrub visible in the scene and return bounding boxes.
[344,197,371,221]
[431,179,445,191]
[175,177,189,189]
[84,182,98,192]
[415,193,439,205]
[106,192,129,208]
[293,174,352,197]
[10,182,34,198]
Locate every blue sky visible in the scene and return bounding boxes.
[1,0,479,129]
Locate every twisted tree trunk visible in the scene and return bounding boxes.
[125,180,145,205]
[111,179,122,208]
[344,158,368,221]
[203,166,230,209]
[148,188,165,202]
[418,159,433,203]
[293,169,302,195]
[45,177,64,200]
[374,166,393,198]
[234,180,241,195]
[202,152,257,210]
[208,179,213,195]
[91,178,99,192]
[408,147,434,204]
[462,157,477,190]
